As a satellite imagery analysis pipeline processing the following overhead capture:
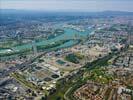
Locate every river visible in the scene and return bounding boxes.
[0,27,92,56]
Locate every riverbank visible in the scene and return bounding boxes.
[0,28,91,58]
[0,39,79,57]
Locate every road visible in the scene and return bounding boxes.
[0,52,48,79]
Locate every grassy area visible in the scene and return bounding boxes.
[0,48,31,57]
[84,53,115,70]
[0,40,69,57]
[37,40,69,50]
[47,69,84,100]
[11,72,49,96]
[11,72,39,90]
[64,53,82,64]
[74,52,84,59]
[64,78,86,100]
[84,68,114,84]
[0,40,17,49]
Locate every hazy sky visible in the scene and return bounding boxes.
[0,0,133,12]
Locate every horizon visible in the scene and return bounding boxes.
[1,0,133,12]
[1,9,133,13]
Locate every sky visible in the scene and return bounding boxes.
[0,0,133,12]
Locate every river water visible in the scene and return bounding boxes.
[0,27,91,55]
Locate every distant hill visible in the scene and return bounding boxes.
[1,9,133,17]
